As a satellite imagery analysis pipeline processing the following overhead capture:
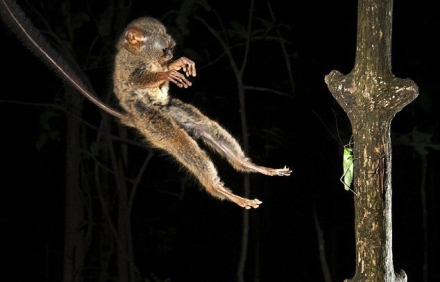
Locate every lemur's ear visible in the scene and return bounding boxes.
[125,27,147,50]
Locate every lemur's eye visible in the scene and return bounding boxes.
[162,47,174,53]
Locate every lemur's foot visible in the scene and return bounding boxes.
[274,166,292,176]
[240,158,291,176]
[237,198,262,209]
[258,166,292,176]
[214,184,263,209]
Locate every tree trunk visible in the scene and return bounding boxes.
[63,86,86,282]
[237,77,251,282]
[103,115,137,282]
[325,0,418,281]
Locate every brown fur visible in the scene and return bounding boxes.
[113,17,291,209]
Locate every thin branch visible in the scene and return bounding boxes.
[240,0,254,75]
[243,85,290,97]
[267,1,295,94]
[128,150,154,211]
[194,15,241,77]
[313,207,332,282]
[94,156,122,248]
[80,148,144,185]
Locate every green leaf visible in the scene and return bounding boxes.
[39,110,57,131]
[230,21,247,39]
[36,133,48,150]
[90,141,103,157]
[69,12,91,31]
[48,130,61,141]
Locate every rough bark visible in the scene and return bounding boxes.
[325,0,418,281]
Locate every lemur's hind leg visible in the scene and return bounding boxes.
[129,105,262,209]
[167,99,291,176]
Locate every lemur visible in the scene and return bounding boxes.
[0,0,291,209]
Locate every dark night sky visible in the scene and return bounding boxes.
[1,0,439,281]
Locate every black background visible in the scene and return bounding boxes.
[1,0,439,281]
